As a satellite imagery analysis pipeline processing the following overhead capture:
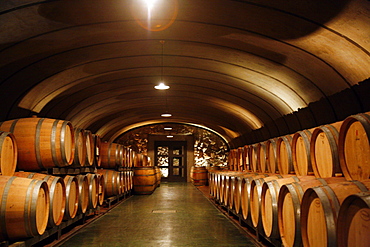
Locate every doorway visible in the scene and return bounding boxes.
[155,141,187,182]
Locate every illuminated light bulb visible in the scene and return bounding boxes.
[161,113,172,117]
[166,135,174,138]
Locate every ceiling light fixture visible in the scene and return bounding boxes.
[158,40,172,118]
[164,127,173,130]
[154,82,170,90]
[166,135,174,138]
[154,40,170,90]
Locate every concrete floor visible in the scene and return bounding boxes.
[56,182,258,247]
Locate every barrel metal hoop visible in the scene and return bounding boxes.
[107,142,112,166]
[316,177,328,186]
[267,180,279,237]
[51,120,61,167]
[9,119,19,134]
[60,121,68,165]
[0,177,16,239]
[313,186,338,247]
[351,180,369,192]
[292,176,300,182]
[0,132,7,150]
[35,119,45,169]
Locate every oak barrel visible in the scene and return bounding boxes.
[63,175,79,220]
[100,142,124,169]
[133,167,157,195]
[92,134,102,167]
[301,179,370,247]
[76,175,89,214]
[260,175,316,239]
[250,174,292,230]
[339,113,370,180]
[276,135,294,175]
[97,169,122,197]
[265,138,278,173]
[84,130,95,167]
[86,173,99,210]
[249,144,259,172]
[337,192,370,247]
[191,166,208,186]
[0,117,75,170]
[310,122,342,178]
[0,176,49,241]
[96,173,105,206]
[239,173,271,222]
[14,172,66,228]
[292,129,314,176]
[277,177,346,247]
[0,131,17,176]
[73,128,87,167]
[257,142,267,173]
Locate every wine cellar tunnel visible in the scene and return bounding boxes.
[0,1,369,246]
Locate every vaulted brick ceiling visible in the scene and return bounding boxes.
[0,0,369,146]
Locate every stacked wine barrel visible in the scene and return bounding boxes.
[0,116,135,243]
[209,112,370,247]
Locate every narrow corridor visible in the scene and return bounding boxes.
[57,183,258,246]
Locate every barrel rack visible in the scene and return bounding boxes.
[212,198,280,247]
[0,166,133,247]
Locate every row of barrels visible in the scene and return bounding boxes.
[228,112,370,181]
[0,116,142,175]
[0,169,133,243]
[209,171,370,247]
[132,166,161,195]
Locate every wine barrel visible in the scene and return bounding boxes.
[260,175,316,239]
[86,173,99,210]
[76,175,89,214]
[63,175,79,220]
[239,173,271,222]
[243,145,250,171]
[337,192,370,247]
[292,129,314,176]
[92,134,102,167]
[0,131,17,176]
[97,169,122,197]
[14,172,66,228]
[96,173,105,206]
[84,130,95,167]
[257,142,267,173]
[100,142,124,169]
[339,113,370,180]
[249,144,259,172]
[310,122,342,178]
[301,179,370,247]
[133,167,157,195]
[277,176,346,247]
[276,135,294,175]
[265,138,278,173]
[0,176,49,241]
[73,128,87,167]
[191,166,208,186]
[250,174,292,231]
[0,117,75,170]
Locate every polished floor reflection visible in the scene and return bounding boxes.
[57,182,258,246]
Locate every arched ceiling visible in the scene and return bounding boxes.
[0,0,369,145]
